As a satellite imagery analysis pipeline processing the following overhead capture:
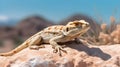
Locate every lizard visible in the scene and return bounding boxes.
[0,20,90,56]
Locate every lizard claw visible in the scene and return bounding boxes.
[53,45,67,56]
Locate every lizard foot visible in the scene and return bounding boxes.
[29,45,45,50]
[53,45,67,56]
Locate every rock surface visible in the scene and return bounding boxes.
[0,42,120,67]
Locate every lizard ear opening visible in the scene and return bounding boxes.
[66,27,69,32]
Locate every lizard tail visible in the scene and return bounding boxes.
[0,42,29,56]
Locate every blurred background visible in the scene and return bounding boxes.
[0,0,120,53]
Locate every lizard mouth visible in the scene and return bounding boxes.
[83,26,90,31]
[77,26,90,36]
[80,26,90,34]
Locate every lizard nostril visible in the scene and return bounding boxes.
[82,23,89,28]
[86,23,89,27]
[86,24,88,26]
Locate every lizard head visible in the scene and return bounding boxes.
[64,20,90,36]
[66,20,89,28]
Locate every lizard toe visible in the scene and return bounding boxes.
[53,45,67,56]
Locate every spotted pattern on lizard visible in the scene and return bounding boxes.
[0,20,90,56]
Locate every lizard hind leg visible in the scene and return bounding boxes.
[29,45,45,50]
[28,36,45,50]
[79,39,91,46]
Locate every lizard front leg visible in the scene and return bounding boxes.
[49,35,67,56]
[79,39,91,46]
[29,35,45,50]
[75,38,90,46]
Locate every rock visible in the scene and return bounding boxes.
[0,42,120,67]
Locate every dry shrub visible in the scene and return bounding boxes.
[83,16,120,45]
[110,16,116,23]
[110,25,120,44]
[98,32,112,45]
[98,16,120,45]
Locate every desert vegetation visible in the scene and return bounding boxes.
[83,16,120,45]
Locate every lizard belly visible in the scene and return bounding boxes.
[57,36,73,42]
[41,34,73,43]
[41,33,62,43]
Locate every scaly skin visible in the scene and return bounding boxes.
[0,20,90,56]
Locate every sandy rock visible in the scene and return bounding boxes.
[0,42,120,67]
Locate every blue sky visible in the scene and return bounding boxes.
[0,0,120,23]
